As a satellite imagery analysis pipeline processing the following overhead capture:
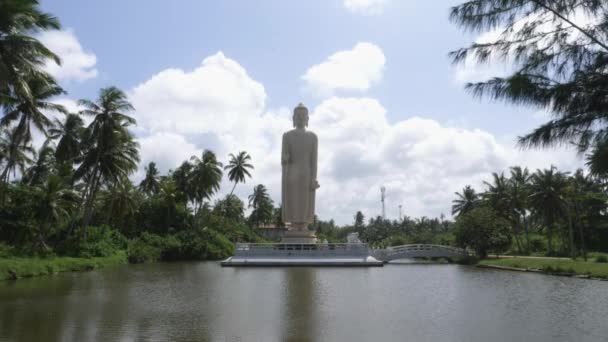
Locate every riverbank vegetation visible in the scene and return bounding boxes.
[0,1,274,277]
[478,254,608,279]
[0,251,127,280]
[448,0,608,260]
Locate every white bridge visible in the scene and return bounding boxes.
[373,244,468,262]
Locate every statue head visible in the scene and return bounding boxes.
[293,103,309,129]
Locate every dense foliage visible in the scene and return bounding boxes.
[451,1,608,173]
[454,207,512,258]
[453,166,608,258]
[0,0,272,262]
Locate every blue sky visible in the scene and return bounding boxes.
[38,0,582,223]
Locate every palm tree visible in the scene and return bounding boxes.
[452,185,479,217]
[33,174,78,251]
[529,167,569,255]
[248,184,273,227]
[172,160,193,204]
[509,166,532,253]
[139,161,161,195]
[101,180,140,232]
[23,139,55,185]
[482,172,510,217]
[224,151,253,195]
[74,87,140,231]
[0,127,34,185]
[189,150,223,215]
[0,0,61,100]
[49,113,84,165]
[1,75,66,144]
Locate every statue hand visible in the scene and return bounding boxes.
[311,180,320,190]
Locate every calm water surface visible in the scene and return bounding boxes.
[1,262,607,342]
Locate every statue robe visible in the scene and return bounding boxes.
[281,129,318,224]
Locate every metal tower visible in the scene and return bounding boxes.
[381,186,386,219]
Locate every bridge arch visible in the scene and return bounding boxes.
[373,244,467,262]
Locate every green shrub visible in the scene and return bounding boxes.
[455,255,479,265]
[76,226,128,258]
[389,235,409,247]
[206,230,234,260]
[127,238,162,263]
[529,238,545,253]
[454,207,512,258]
[0,242,14,258]
[595,255,608,263]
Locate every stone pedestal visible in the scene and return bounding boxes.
[281,229,317,244]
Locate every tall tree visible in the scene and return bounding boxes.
[508,166,532,252]
[224,151,253,195]
[139,161,160,195]
[32,174,78,251]
[248,184,273,227]
[189,150,223,215]
[74,87,140,231]
[1,75,66,144]
[452,185,479,217]
[450,0,608,170]
[49,113,84,165]
[23,139,55,185]
[0,0,61,100]
[529,166,569,255]
[101,180,140,232]
[172,160,193,204]
[0,127,33,185]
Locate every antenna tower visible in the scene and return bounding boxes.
[380,186,386,219]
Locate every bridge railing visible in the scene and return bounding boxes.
[386,244,465,253]
[234,243,370,258]
[373,244,468,261]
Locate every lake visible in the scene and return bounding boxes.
[1,262,607,341]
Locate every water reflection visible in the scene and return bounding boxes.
[0,263,607,342]
[281,268,318,341]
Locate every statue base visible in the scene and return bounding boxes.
[281,229,317,244]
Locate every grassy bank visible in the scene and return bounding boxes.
[0,252,127,281]
[478,256,608,279]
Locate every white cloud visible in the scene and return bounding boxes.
[128,52,582,224]
[302,42,385,97]
[343,0,389,15]
[37,28,97,82]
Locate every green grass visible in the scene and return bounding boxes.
[0,252,127,281]
[479,257,608,279]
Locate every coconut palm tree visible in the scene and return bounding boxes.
[1,75,66,144]
[74,87,139,231]
[0,0,61,100]
[529,167,569,255]
[482,172,511,217]
[189,150,223,215]
[172,160,193,204]
[49,113,84,165]
[224,151,253,195]
[0,127,34,185]
[508,166,532,253]
[139,161,161,195]
[248,184,273,227]
[452,185,479,217]
[23,139,55,185]
[33,174,78,251]
[101,180,140,232]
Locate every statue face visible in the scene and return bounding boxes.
[293,111,308,129]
